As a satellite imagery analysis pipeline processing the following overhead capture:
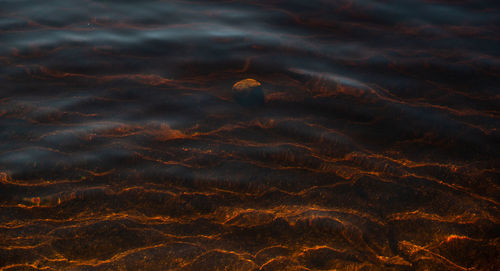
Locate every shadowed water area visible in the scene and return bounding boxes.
[1,0,499,270]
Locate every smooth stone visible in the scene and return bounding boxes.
[232,78,265,106]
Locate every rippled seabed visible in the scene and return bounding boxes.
[1,0,499,270]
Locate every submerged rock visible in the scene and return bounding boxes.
[232,78,265,106]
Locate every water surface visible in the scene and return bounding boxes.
[1,0,499,270]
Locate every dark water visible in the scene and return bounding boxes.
[1,0,499,270]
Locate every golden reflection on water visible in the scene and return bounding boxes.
[1,0,499,270]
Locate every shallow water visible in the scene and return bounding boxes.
[1,0,499,270]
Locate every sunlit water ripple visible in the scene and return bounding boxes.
[1,0,499,270]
